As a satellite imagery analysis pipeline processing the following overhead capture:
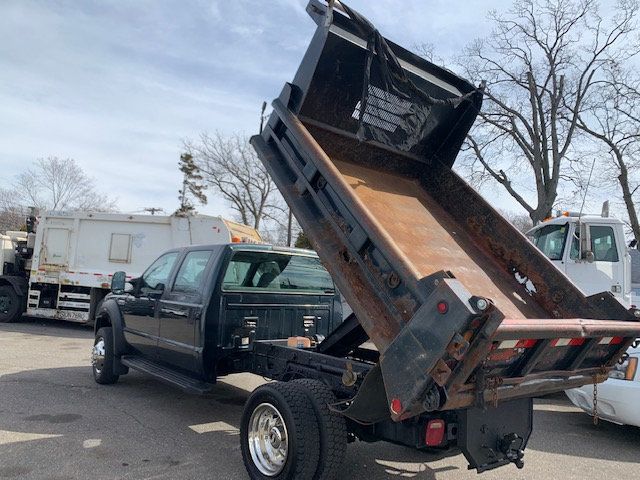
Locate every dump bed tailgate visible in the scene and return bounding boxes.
[252,0,640,421]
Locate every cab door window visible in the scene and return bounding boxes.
[172,251,212,293]
[591,226,619,262]
[141,252,179,293]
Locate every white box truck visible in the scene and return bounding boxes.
[0,211,261,324]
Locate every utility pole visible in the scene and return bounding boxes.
[143,207,164,215]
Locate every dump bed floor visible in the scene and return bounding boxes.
[334,160,548,320]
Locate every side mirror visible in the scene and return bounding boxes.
[111,271,127,293]
[124,282,134,293]
[584,251,595,263]
[155,283,166,293]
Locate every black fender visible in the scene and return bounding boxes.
[0,275,28,298]
[94,297,128,357]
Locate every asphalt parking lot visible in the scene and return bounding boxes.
[1,319,639,480]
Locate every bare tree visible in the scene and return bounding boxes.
[184,132,284,233]
[500,209,534,234]
[461,0,639,224]
[0,188,27,232]
[573,66,640,245]
[14,157,117,212]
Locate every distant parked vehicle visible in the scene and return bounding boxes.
[0,211,261,324]
[526,212,636,309]
[566,346,640,427]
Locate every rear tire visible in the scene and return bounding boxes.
[0,285,23,323]
[92,327,119,384]
[293,379,347,480]
[241,382,320,480]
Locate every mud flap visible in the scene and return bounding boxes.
[457,398,532,473]
[339,364,390,424]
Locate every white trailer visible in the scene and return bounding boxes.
[0,211,261,324]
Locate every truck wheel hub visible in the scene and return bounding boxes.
[248,403,288,476]
[92,338,105,374]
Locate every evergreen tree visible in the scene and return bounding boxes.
[176,153,207,216]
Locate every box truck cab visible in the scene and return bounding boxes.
[527,214,633,308]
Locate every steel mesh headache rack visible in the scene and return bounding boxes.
[251,0,640,467]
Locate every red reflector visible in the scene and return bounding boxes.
[568,338,586,346]
[425,419,445,446]
[437,301,448,314]
[390,398,402,415]
[515,339,537,348]
[610,336,624,345]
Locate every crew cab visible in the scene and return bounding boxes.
[92,243,342,390]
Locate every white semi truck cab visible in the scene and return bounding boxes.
[527,213,635,308]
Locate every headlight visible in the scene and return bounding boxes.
[609,357,638,381]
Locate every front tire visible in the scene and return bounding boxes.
[92,327,119,384]
[0,285,23,323]
[241,382,320,480]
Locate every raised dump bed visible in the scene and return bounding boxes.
[252,0,640,423]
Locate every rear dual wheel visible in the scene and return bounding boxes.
[240,380,347,480]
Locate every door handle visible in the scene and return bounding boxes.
[161,308,188,317]
[303,316,316,330]
[243,316,259,328]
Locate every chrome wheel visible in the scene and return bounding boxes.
[92,338,105,375]
[248,402,289,476]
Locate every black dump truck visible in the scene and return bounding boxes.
[93,2,640,479]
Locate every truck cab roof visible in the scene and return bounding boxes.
[527,214,625,236]
[162,243,319,258]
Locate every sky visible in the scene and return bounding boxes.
[1,0,539,219]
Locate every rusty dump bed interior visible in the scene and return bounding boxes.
[334,160,547,321]
[252,0,640,420]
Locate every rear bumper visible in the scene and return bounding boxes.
[26,307,89,323]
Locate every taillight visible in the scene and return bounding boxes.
[437,301,448,314]
[390,398,402,415]
[425,419,445,447]
[609,357,638,381]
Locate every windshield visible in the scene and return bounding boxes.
[222,250,335,294]
[531,224,568,261]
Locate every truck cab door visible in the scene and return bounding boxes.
[121,251,179,359]
[565,223,625,300]
[157,250,213,374]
